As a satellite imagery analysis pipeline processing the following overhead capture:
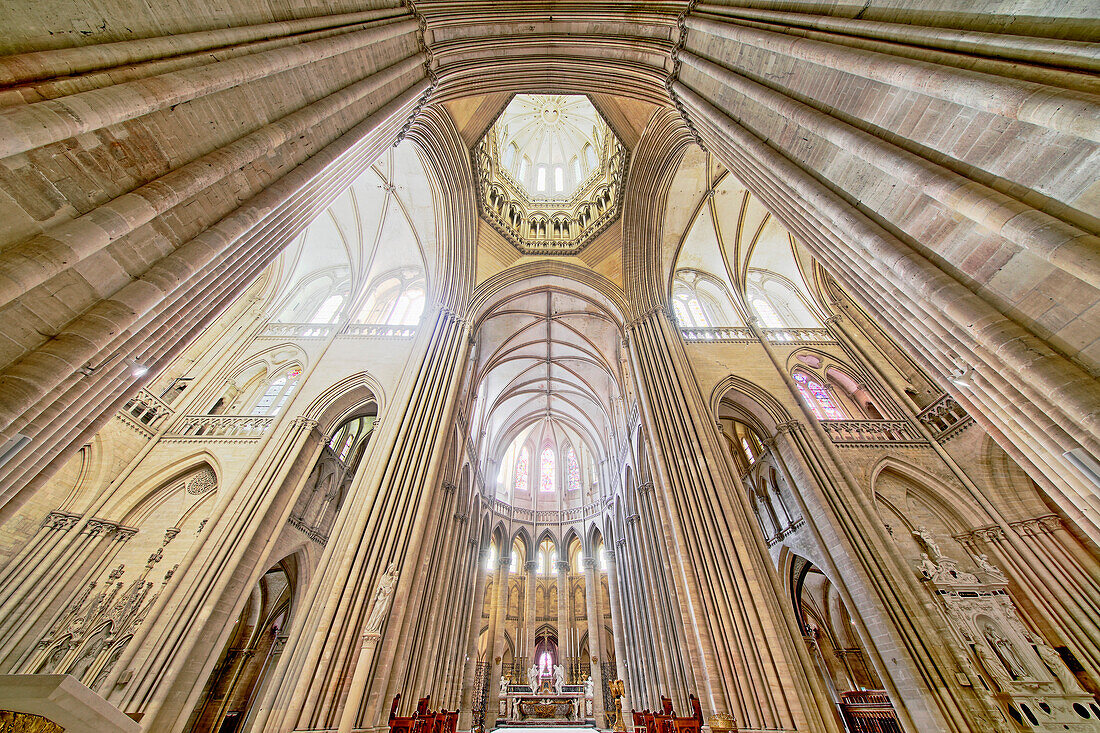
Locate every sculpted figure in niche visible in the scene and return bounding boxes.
[983,623,1029,679]
[527,663,539,691]
[554,663,565,693]
[500,675,510,696]
[585,676,594,697]
[1033,638,1082,691]
[913,526,943,561]
[363,562,399,637]
[974,641,1013,690]
[973,553,1007,581]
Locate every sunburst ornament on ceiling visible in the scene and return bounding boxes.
[474,94,628,255]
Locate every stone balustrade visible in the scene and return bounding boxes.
[680,326,835,344]
[257,322,336,339]
[340,323,417,338]
[120,389,174,430]
[917,394,974,441]
[166,414,274,439]
[489,498,602,524]
[820,419,925,446]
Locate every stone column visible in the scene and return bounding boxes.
[246,309,469,733]
[458,544,492,729]
[0,35,429,522]
[556,560,571,673]
[628,307,841,733]
[603,547,631,713]
[668,11,1100,540]
[582,557,606,724]
[485,556,512,728]
[524,560,539,668]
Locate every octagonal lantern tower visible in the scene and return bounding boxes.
[474,94,628,255]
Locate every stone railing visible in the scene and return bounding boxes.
[767,517,805,547]
[489,498,602,524]
[287,515,328,546]
[681,326,835,344]
[820,419,925,446]
[256,322,335,339]
[120,389,173,431]
[917,394,974,441]
[166,414,274,439]
[340,323,417,339]
[759,327,835,344]
[680,326,755,342]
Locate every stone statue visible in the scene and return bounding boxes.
[983,623,1029,679]
[363,562,399,637]
[500,675,510,696]
[554,663,565,693]
[913,526,943,561]
[974,553,1007,582]
[585,675,594,697]
[917,553,938,579]
[974,641,1013,690]
[1033,638,1082,691]
[527,663,539,691]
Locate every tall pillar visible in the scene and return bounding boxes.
[628,307,841,733]
[555,560,571,673]
[458,545,493,729]
[603,547,631,713]
[669,17,1100,539]
[242,309,468,733]
[582,557,607,725]
[0,21,430,519]
[485,556,513,727]
[524,560,538,668]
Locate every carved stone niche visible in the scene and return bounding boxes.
[925,558,1099,731]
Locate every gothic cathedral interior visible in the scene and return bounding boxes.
[0,3,1098,733]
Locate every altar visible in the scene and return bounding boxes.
[500,685,592,725]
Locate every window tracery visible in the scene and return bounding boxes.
[793,372,846,420]
[566,447,581,491]
[358,269,426,325]
[539,445,555,492]
[514,447,530,494]
[253,367,301,416]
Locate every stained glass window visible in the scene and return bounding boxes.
[312,294,343,324]
[514,447,530,493]
[254,367,301,416]
[752,297,785,329]
[672,300,690,326]
[539,446,555,492]
[688,297,709,327]
[537,551,546,574]
[566,448,581,491]
[794,372,845,419]
[741,437,755,464]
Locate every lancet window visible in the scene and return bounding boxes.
[540,446,555,492]
[514,447,530,494]
[252,367,302,416]
[566,447,581,491]
[794,372,846,420]
[358,269,426,325]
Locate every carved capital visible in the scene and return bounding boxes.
[626,514,641,526]
[555,560,571,574]
[524,560,538,573]
[583,557,598,570]
[636,481,654,495]
[42,511,80,532]
[773,419,802,435]
[443,481,458,494]
[1011,514,1062,536]
[84,517,119,537]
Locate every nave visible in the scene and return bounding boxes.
[0,2,1098,733]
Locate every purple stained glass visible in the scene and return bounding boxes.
[566,448,581,491]
[539,446,555,492]
[514,447,529,493]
